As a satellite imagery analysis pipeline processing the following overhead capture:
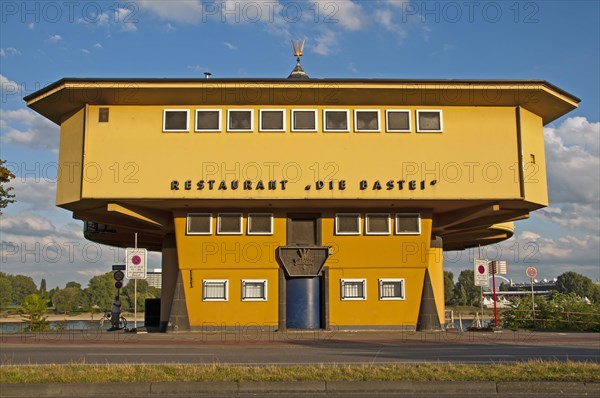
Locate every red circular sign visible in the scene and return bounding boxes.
[131,255,141,265]
[478,265,486,274]
[526,266,538,279]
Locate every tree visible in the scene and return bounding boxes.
[66,281,82,290]
[0,159,16,214]
[10,274,38,305]
[39,278,47,297]
[53,287,82,313]
[556,271,594,299]
[453,270,480,306]
[0,275,13,309]
[443,271,454,305]
[84,272,117,312]
[19,294,50,331]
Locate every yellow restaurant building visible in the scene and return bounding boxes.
[24,63,579,332]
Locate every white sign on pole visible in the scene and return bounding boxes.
[126,248,147,279]
[474,259,489,287]
[490,260,508,275]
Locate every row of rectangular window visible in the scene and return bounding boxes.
[163,109,443,133]
[341,278,406,300]
[187,213,420,236]
[201,278,405,302]
[203,279,268,301]
[187,213,273,235]
[336,213,421,235]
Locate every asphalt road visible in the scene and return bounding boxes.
[1,329,599,365]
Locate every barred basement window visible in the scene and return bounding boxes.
[186,213,212,235]
[335,213,361,235]
[163,109,189,132]
[247,213,273,235]
[291,109,317,132]
[260,110,285,132]
[217,213,243,235]
[196,109,221,132]
[324,110,349,132]
[386,110,411,132]
[416,110,443,132]
[341,279,367,300]
[355,110,380,132]
[395,213,421,235]
[379,279,405,300]
[242,280,268,301]
[365,213,391,235]
[228,109,253,132]
[203,280,228,301]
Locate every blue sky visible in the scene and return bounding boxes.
[1,0,599,289]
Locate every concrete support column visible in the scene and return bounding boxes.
[160,233,178,332]
[417,236,444,331]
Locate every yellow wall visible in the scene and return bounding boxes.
[519,107,548,206]
[56,107,85,205]
[80,105,521,201]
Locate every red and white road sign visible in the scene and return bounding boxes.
[526,266,538,279]
[474,259,489,287]
[126,248,147,279]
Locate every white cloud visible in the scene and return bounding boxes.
[544,117,600,204]
[138,0,203,24]
[312,29,339,56]
[164,23,176,32]
[224,41,237,50]
[314,0,366,31]
[81,48,91,54]
[0,108,60,151]
[536,203,600,233]
[93,43,103,49]
[373,8,407,39]
[48,34,63,43]
[28,22,35,29]
[0,47,21,57]
[8,178,57,211]
[114,8,138,32]
[186,65,206,73]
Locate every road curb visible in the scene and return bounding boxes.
[0,381,596,396]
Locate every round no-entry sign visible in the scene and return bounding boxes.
[526,266,538,279]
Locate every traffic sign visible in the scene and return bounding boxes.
[474,259,489,287]
[526,266,538,279]
[490,260,508,275]
[115,281,123,289]
[112,264,126,271]
[126,247,147,279]
[114,270,125,281]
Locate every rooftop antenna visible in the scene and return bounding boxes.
[288,39,309,79]
[291,39,305,62]
[204,72,212,79]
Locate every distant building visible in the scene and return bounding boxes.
[24,53,579,332]
[146,269,162,289]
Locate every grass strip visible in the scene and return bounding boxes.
[1,360,599,384]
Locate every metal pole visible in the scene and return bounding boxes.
[480,286,485,327]
[492,268,499,328]
[531,277,535,327]
[134,233,138,330]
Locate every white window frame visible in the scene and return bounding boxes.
[335,213,361,236]
[227,109,254,132]
[365,213,391,235]
[416,109,443,133]
[354,109,381,132]
[379,278,405,301]
[195,109,222,132]
[395,213,421,235]
[340,278,367,301]
[202,279,228,301]
[217,213,243,235]
[163,109,190,132]
[323,109,350,132]
[247,213,274,235]
[241,279,268,301]
[291,109,318,132]
[186,213,213,235]
[259,109,286,132]
[386,109,412,132]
